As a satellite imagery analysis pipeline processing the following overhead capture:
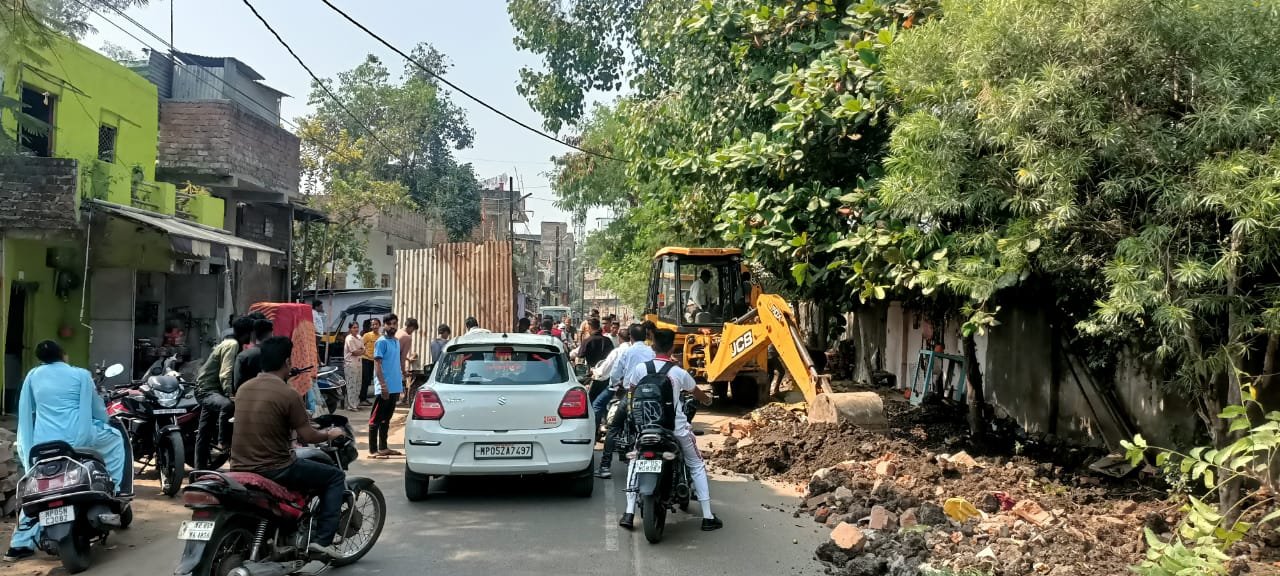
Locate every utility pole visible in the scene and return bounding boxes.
[554,230,561,306]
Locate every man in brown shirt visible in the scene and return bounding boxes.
[230,336,346,559]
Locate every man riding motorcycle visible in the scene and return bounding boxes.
[4,341,129,562]
[618,329,722,532]
[195,317,253,470]
[229,336,346,559]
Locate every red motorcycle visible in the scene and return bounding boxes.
[105,357,203,497]
[174,415,385,576]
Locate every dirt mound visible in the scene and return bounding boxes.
[709,399,1187,576]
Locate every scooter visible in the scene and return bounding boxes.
[16,363,136,574]
[174,415,383,576]
[316,365,347,415]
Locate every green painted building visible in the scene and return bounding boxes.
[0,31,280,411]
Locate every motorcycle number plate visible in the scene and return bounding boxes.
[178,521,216,541]
[634,459,663,473]
[153,408,188,415]
[38,506,74,526]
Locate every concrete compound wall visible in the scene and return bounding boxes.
[872,302,1199,449]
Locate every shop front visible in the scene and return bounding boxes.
[88,201,284,378]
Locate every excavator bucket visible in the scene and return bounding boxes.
[706,294,888,431]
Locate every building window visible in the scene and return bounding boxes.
[385,244,394,256]
[263,217,275,238]
[380,274,391,288]
[97,124,117,162]
[19,86,54,157]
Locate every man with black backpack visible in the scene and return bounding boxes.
[617,329,722,532]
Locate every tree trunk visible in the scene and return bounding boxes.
[962,333,986,441]
[854,302,888,385]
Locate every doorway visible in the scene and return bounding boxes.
[4,283,30,413]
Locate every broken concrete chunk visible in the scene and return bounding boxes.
[1012,499,1052,527]
[918,502,948,526]
[975,546,998,562]
[830,522,866,552]
[900,508,919,529]
[833,486,855,506]
[875,460,897,477]
[868,505,892,530]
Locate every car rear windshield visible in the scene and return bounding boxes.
[433,348,569,385]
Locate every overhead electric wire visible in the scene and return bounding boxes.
[239,0,404,162]
[316,0,621,162]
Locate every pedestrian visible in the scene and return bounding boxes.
[369,314,403,458]
[232,317,275,394]
[5,341,129,563]
[311,300,326,357]
[397,318,420,406]
[342,322,363,410]
[516,317,531,334]
[428,324,451,375]
[571,318,615,400]
[596,323,653,478]
[195,316,253,470]
[465,316,490,334]
[538,318,555,336]
[359,318,381,407]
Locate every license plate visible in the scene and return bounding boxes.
[154,408,188,415]
[634,459,664,473]
[473,443,532,459]
[178,521,216,541]
[38,506,74,526]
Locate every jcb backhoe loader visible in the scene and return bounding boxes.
[643,247,886,428]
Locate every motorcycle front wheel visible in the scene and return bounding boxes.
[642,494,666,544]
[160,430,185,497]
[330,483,387,567]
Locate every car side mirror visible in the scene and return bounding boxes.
[105,364,125,379]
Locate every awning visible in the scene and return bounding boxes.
[92,200,284,265]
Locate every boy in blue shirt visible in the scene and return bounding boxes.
[369,313,402,458]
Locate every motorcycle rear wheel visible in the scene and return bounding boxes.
[160,431,185,497]
[57,528,93,574]
[330,484,387,567]
[642,495,666,544]
[194,524,252,576]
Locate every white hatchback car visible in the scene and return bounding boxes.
[404,332,596,500]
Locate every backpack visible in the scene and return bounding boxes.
[630,360,676,431]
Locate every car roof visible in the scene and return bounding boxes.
[445,332,566,353]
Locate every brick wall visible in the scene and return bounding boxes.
[0,156,81,231]
[236,203,290,252]
[158,101,300,195]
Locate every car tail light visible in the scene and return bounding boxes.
[558,389,589,419]
[182,491,220,507]
[413,389,445,420]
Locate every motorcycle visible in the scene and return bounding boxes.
[174,414,383,576]
[107,365,201,497]
[625,393,702,544]
[16,363,136,574]
[315,364,347,415]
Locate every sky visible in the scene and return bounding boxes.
[85,0,610,237]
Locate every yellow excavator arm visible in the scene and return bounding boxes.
[705,293,829,403]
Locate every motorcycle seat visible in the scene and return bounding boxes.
[220,472,307,518]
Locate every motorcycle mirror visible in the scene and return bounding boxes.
[105,364,125,379]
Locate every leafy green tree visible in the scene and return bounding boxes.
[883,0,1280,513]
[304,48,481,241]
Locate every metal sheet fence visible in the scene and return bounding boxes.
[394,241,515,368]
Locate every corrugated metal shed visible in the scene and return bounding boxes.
[394,242,515,367]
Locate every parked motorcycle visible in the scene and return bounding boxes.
[108,369,201,497]
[174,415,383,576]
[315,365,347,415]
[16,363,136,574]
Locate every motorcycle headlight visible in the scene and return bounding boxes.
[155,389,182,407]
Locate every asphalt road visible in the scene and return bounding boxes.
[5,409,825,576]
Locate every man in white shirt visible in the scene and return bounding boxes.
[464,316,490,335]
[687,269,717,319]
[594,324,653,478]
[618,329,721,532]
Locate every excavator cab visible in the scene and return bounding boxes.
[645,248,749,329]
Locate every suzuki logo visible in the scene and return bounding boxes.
[497,396,508,406]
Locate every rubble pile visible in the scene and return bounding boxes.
[1,428,19,516]
[710,404,1183,576]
